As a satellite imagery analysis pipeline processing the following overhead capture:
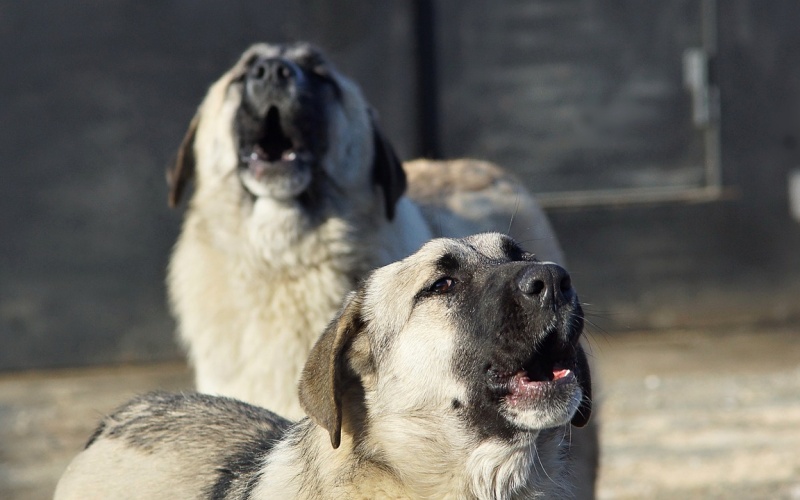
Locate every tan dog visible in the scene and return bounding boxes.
[57,234,592,499]
[166,42,597,495]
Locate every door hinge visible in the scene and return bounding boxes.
[683,48,718,128]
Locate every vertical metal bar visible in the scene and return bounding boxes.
[412,0,441,159]
[702,0,722,190]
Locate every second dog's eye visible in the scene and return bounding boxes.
[430,277,457,294]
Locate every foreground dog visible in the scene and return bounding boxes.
[56,234,592,499]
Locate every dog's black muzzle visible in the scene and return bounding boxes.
[234,53,331,200]
[244,56,306,114]
[476,261,584,385]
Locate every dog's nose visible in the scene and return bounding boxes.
[516,263,574,307]
[247,57,303,87]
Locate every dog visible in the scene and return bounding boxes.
[56,234,592,499]
[165,42,598,496]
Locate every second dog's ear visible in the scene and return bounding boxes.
[370,113,407,221]
[167,113,199,208]
[571,344,593,428]
[298,290,365,449]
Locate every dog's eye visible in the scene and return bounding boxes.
[430,277,457,294]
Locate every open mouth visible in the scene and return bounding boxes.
[235,104,317,199]
[488,344,578,407]
[239,106,313,180]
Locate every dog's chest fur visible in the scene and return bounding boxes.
[249,421,570,499]
[169,195,429,418]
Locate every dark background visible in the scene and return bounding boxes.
[1,0,799,370]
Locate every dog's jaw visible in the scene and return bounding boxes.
[502,377,584,431]
[488,347,584,430]
[236,103,320,201]
[239,161,313,200]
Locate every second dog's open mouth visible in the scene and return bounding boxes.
[240,106,313,180]
[257,106,295,161]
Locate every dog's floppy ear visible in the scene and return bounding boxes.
[571,344,593,427]
[167,113,199,208]
[298,290,365,449]
[370,112,407,221]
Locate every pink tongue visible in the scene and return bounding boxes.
[552,368,570,380]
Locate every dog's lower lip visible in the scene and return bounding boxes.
[512,368,574,386]
[488,357,576,399]
[505,369,576,406]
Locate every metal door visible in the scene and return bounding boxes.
[437,0,720,207]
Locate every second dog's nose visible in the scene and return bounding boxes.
[247,57,302,87]
[517,263,573,306]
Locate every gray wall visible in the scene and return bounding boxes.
[437,0,708,193]
[548,1,800,330]
[1,1,799,370]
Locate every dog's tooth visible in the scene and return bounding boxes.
[283,151,297,161]
[552,368,571,380]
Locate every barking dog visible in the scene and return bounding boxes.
[56,234,592,500]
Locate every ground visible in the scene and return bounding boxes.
[1,325,799,499]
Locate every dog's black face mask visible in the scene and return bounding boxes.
[167,42,407,220]
[435,236,591,440]
[233,44,339,204]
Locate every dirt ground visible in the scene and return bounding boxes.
[1,325,799,499]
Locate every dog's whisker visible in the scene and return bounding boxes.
[506,194,521,235]
[555,423,573,449]
[580,314,609,332]
[580,318,612,346]
[579,328,611,357]
[532,446,559,487]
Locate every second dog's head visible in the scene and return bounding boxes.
[168,42,405,220]
[299,233,592,450]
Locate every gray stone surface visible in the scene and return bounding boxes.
[1,326,799,499]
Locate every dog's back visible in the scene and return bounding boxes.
[55,393,291,500]
[405,158,565,264]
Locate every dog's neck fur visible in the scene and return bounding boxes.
[251,417,571,499]
[169,186,431,418]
